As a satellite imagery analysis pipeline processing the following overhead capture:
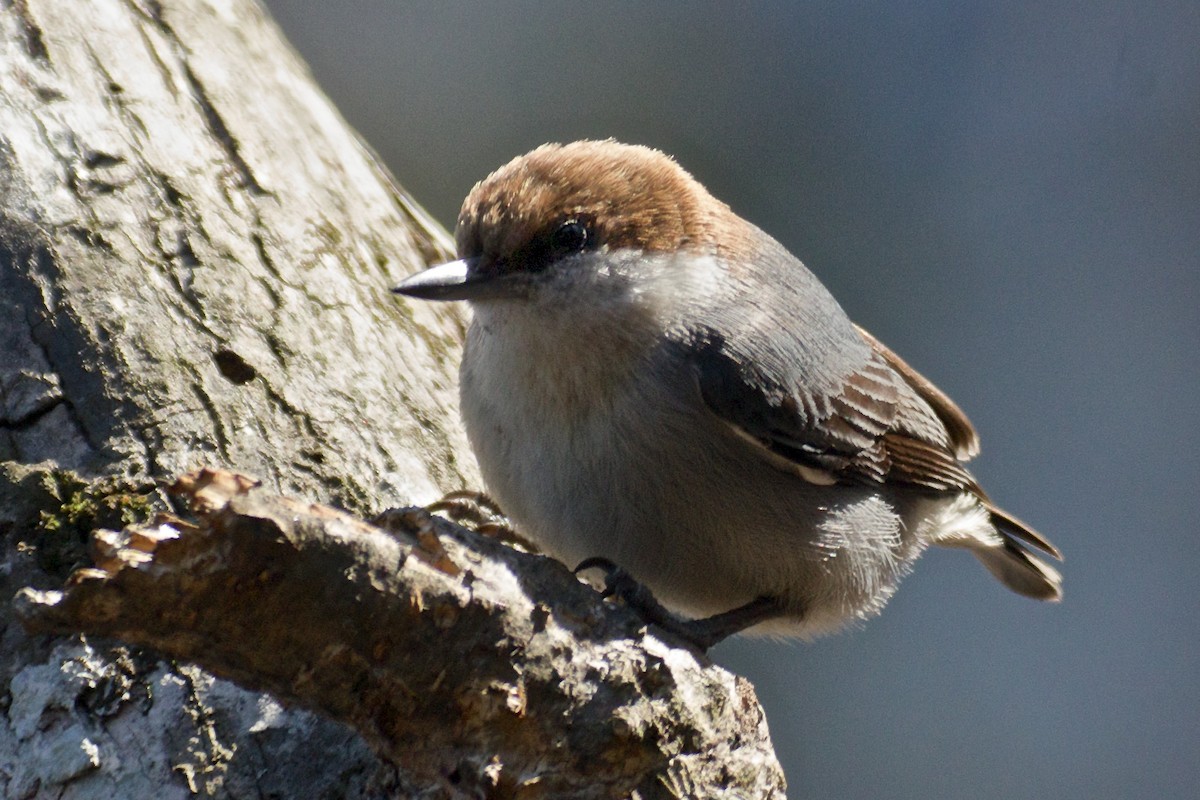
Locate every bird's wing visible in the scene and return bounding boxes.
[852,324,980,460]
[690,326,982,494]
[691,326,1063,561]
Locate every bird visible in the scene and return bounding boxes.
[393,139,1061,648]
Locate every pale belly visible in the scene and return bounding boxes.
[460,330,930,638]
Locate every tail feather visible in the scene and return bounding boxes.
[973,540,1063,600]
[974,506,1063,601]
[986,503,1062,559]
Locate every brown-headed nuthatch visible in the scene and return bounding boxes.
[395,140,1061,649]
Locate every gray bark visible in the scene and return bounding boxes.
[18,468,785,799]
[0,0,472,499]
[0,1,785,798]
[1,0,472,795]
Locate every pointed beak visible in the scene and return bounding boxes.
[394,258,532,302]
[391,258,481,301]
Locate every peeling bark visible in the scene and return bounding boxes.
[19,468,786,799]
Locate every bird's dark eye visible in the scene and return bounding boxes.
[550,219,590,255]
[514,217,595,274]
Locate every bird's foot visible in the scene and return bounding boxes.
[574,557,782,652]
[425,490,535,550]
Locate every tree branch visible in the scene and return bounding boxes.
[18,468,786,799]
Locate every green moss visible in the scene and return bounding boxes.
[33,470,156,578]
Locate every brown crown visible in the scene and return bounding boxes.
[455,140,758,271]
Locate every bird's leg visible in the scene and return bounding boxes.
[575,557,783,652]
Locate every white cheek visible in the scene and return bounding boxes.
[458,248,731,473]
[620,251,729,325]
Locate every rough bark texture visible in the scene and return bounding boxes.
[0,0,473,796]
[0,1,786,797]
[0,0,472,500]
[18,468,785,799]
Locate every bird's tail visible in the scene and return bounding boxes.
[971,504,1063,601]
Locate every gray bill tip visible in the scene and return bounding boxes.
[391,258,476,300]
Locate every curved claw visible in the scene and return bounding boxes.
[574,556,620,575]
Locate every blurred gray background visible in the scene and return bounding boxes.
[261,2,1199,797]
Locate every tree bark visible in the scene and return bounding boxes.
[0,0,471,499]
[17,468,784,799]
[0,1,785,798]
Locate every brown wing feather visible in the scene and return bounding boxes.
[878,433,983,494]
[691,324,1063,588]
[853,324,980,460]
[693,326,982,494]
